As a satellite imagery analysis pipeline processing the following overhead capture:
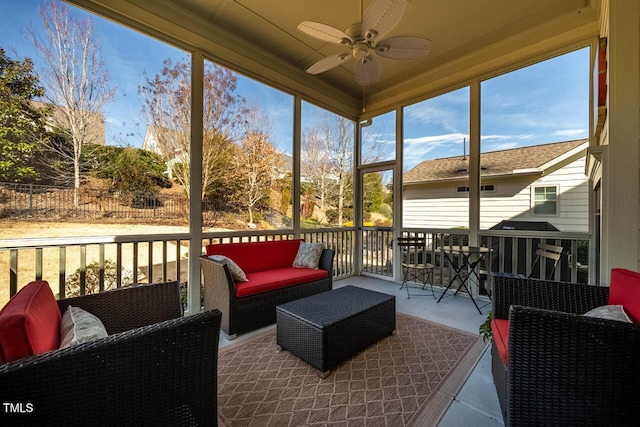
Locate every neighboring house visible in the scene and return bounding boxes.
[285,154,335,183]
[142,126,187,177]
[32,101,105,145]
[403,139,589,232]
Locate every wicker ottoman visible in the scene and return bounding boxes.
[276,285,396,377]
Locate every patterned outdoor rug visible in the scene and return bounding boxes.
[217,313,486,427]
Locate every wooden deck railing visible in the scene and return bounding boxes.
[361,228,591,286]
[1,228,357,306]
[0,225,589,306]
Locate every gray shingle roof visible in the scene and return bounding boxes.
[403,139,587,184]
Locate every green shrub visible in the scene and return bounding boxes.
[479,311,493,342]
[245,211,263,223]
[325,209,338,223]
[64,260,134,298]
[378,203,392,219]
[576,239,589,265]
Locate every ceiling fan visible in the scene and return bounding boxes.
[297,0,431,86]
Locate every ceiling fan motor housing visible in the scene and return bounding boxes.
[353,43,369,60]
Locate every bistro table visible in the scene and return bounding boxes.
[437,245,492,314]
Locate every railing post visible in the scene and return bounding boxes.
[29,183,33,216]
[59,247,66,299]
[9,249,18,297]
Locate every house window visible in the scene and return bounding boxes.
[533,186,558,215]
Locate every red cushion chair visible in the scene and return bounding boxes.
[490,271,640,426]
[0,280,61,363]
[608,267,640,322]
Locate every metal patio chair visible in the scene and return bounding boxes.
[528,242,563,280]
[397,236,435,298]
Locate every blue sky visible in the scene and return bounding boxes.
[2,0,590,171]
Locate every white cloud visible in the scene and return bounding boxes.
[489,142,519,151]
[553,129,586,137]
[481,134,535,142]
[402,133,469,170]
[405,102,466,133]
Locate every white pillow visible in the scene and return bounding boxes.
[209,255,248,282]
[584,305,632,323]
[59,306,108,349]
[292,242,324,269]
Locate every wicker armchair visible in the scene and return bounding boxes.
[0,281,222,427]
[491,273,640,426]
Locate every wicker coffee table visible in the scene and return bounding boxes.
[276,286,396,378]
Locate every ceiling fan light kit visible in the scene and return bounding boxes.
[298,0,431,86]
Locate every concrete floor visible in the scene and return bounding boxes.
[218,275,504,427]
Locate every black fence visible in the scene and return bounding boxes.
[0,182,291,227]
[0,182,189,220]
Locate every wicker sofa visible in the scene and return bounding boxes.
[200,239,334,339]
[0,281,222,426]
[491,270,640,426]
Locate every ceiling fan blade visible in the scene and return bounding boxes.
[306,54,351,75]
[297,21,352,45]
[375,36,432,60]
[354,55,380,86]
[362,0,407,42]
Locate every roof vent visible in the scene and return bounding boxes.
[457,166,487,172]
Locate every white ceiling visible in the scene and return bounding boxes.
[73,0,597,115]
[162,0,595,98]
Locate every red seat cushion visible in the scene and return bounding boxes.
[235,268,329,298]
[608,268,640,322]
[205,240,303,273]
[0,280,62,363]
[491,319,509,364]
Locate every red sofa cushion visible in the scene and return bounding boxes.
[491,318,509,364]
[236,267,329,298]
[608,268,640,322]
[206,240,303,273]
[0,280,62,363]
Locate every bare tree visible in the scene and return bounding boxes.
[304,113,387,225]
[316,113,355,226]
[26,1,115,205]
[139,59,245,201]
[361,122,387,164]
[301,128,333,210]
[233,105,284,225]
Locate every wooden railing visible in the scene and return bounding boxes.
[361,228,591,286]
[1,228,357,306]
[0,234,191,305]
[0,225,589,306]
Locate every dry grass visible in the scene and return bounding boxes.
[0,220,193,306]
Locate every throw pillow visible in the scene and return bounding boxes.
[0,280,62,363]
[292,242,324,269]
[584,305,632,323]
[59,306,108,349]
[209,255,248,282]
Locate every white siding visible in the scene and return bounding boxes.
[403,182,469,229]
[403,157,589,232]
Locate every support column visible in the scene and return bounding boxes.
[469,81,481,247]
[393,106,403,283]
[468,81,482,296]
[602,0,640,279]
[187,52,204,314]
[293,96,302,238]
